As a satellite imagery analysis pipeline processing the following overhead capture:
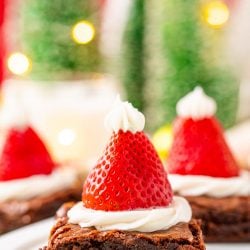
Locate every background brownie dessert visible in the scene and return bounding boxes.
[0,102,82,234]
[167,87,250,242]
[42,98,205,250]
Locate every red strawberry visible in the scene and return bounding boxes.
[0,126,56,181]
[82,130,173,211]
[167,117,239,178]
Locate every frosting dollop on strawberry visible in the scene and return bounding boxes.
[83,98,173,211]
[168,87,240,178]
[68,98,191,232]
[176,86,217,120]
[104,96,145,133]
[69,196,191,232]
[0,168,77,201]
[168,172,249,197]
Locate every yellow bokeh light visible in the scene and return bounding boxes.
[71,21,95,44]
[7,52,31,75]
[152,125,173,161]
[203,0,230,28]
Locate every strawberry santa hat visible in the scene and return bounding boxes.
[167,87,239,178]
[0,96,55,181]
[82,96,174,211]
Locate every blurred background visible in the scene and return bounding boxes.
[0,0,249,172]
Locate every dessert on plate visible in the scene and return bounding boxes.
[42,97,205,250]
[167,87,250,242]
[0,102,82,234]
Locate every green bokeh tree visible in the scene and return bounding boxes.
[122,0,238,130]
[20,0,101,80]
[120,0,145,112]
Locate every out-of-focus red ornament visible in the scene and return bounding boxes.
[99,0,107,8]
[224,0,237,9]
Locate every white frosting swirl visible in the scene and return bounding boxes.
[0,168,77,202]
[104,96,145,133]
[176,87,217,120]
[168,171,250,198]
[68,196,191,232]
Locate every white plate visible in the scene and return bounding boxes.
[0,218,54,250]
[0,219,249,250]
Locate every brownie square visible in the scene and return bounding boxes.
[0,183,81,235]
[42,202,205,250]
[183,195,250,242]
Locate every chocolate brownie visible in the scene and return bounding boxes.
[0,183,82,235]
[183,195,250,242]
[42,202,205,250]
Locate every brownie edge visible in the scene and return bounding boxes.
[184,195,250,242]
[42,203,205,250]
[0,182,82,235]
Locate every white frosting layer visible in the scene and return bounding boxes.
[0,168,77,202]
[0,97,29,128]
[176,87,217,120]
[104,96,145,133]
[168,171,250,198]
[68,196,191,232]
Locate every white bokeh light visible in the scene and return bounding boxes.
[58,128,76,146]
